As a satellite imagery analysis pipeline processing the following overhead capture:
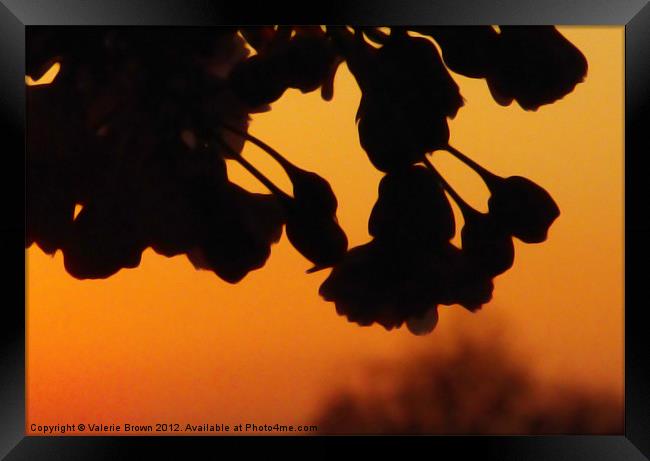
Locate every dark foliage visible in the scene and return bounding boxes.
[26,26,586,333]
[316,336,622,434]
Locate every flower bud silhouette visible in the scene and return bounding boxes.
[284,164,347,270]
[216,121,348,271]
[287,167,339,215]
[368,165,455,246]
[285,163,348,270]
[286,208,348,271]
[487,176,561,244]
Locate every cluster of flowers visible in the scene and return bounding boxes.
[26,26,586,333]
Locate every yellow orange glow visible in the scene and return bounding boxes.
[73,204,83,221]
[26,62,61,86]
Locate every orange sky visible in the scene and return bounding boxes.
[26,26,624,434]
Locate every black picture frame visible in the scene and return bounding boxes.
[2,1,648,459]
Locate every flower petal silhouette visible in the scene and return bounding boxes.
[320,237,493,331]
[319,241,441,330]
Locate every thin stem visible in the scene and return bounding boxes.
[445,144,500,186]
[422,155,477,216]
[360,27,390,45]
[215,137,292,202]
[219,122,300,175]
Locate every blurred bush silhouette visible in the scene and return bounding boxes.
[316,334,622,434]
[26,26,587,334]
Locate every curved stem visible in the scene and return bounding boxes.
[422,155,477,216]
[219,122,301,176]
[445,144,500,186]
[215,137,292,202]
[360,27,390,45]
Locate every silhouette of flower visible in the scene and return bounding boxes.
[185,182,285,284]
[320,165,495,332]
[368,165,455,246]
[28,28,285,281]
[217,122,349,272]
[486,26,588,110]
[444,145,560,245]
[229,26,340,106]
[334,28,463,172]
[319,241,442,331]
[320,237,495,332]
[414,26,587,111]
[26,26,584,333]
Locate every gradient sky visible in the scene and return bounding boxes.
[26,26,623,434]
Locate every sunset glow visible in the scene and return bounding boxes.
[26,27,624,434]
